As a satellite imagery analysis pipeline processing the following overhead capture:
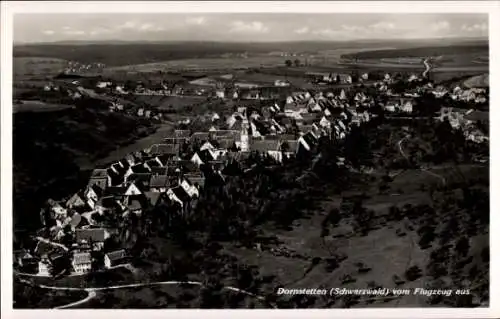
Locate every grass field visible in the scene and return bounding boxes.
[130,95,208,110]
[13,100,75,113]
[14,57,67,80]
[463,74,489,89]
[105,56,289,72]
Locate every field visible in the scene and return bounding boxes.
[14,57,67,80]
[129,95,208,110]
[13,100,75,113]
[105,55,296,72]
[341,43,488,61]
[463,74,489,89]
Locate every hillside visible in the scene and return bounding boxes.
[13,107,157,234]
[13,39,485,67]
[341,43,489,60]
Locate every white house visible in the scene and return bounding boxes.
[125,182,142,196]
[104,250,127,269]
[319,116,331,128]
[38,258,51,276]
[96,81,112,89]
[72,252,92,274]
[400,101,413,113]
[180,178,199,198]
[339,89,346,100]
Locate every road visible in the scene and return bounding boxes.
[397,136,409,160]
[35,236,69,251]
[397,135,447,186]
[18,278,276,309]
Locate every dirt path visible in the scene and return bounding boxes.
[35,236,69,251]
[20,278,276,309]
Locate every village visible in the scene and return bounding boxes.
[13,64,489,281]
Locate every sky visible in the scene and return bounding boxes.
[14,13,488,43]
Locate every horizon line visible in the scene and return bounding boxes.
[14,36,489,46]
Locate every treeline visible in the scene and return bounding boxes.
[341,44,489,60]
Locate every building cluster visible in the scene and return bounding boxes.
[64,61,106,74]
[15,69,489,278]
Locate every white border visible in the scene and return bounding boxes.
[1,1,499,318]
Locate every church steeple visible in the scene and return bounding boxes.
[240,108,250,152]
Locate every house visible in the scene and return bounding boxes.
[298,131,318,152]
[69,213,82,230]
[211,113,221,122]
[76,227,109,241]
[104,249,127,269]
[215,89,225,99]
[72,252,92,274]
[149,175,169,193]
[166,186,191,208]
[274,79,291,87]
[184,173,206,189]
[251,139,283,161]
[384,102,397,113]
[280,140,299,158]
[339,89,347,100]
[200,140,216,152]
[47,200,68,220]
[124,182,144,196]
[191,132,211,143]
[180,178,200,198]
[319,116,331,128]
[400,100,413,113]
[148,143,180,157]
[191,149,217,166]
[65,192,87,209]
[465,128,488,143]
[38,257,52,276]
[88,169,111,190]
[174,129,191,141]
[127,195,145,215]
[96,81,112,89]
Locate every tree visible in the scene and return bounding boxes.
[285,59,293,67]
[293,59,301,67]
[404,265,423,281]
[455,237,470,257]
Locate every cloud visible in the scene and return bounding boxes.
[312,28,347,39]
[42,30,55,35]
[63,30,86,36]
[340,25,365,32]
[89,27,114,36]
[229,21,269,33]
[370,21,396,31]
[294,27,309,34]
[116,21,138,30]
[461,23,488,32]
[430,21,450,32]
[186,17,207,26]
[138,23,164,32]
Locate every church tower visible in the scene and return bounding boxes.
[240,110,250,152]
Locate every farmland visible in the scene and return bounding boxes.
[13,100,75,113]
[129,95,208,110]
[13,57,67,80]
[463,74,489,89]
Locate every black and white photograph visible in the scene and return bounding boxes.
[1,1,498,317]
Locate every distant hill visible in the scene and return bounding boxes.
[14,38,488,67]
[341,42,489,60]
